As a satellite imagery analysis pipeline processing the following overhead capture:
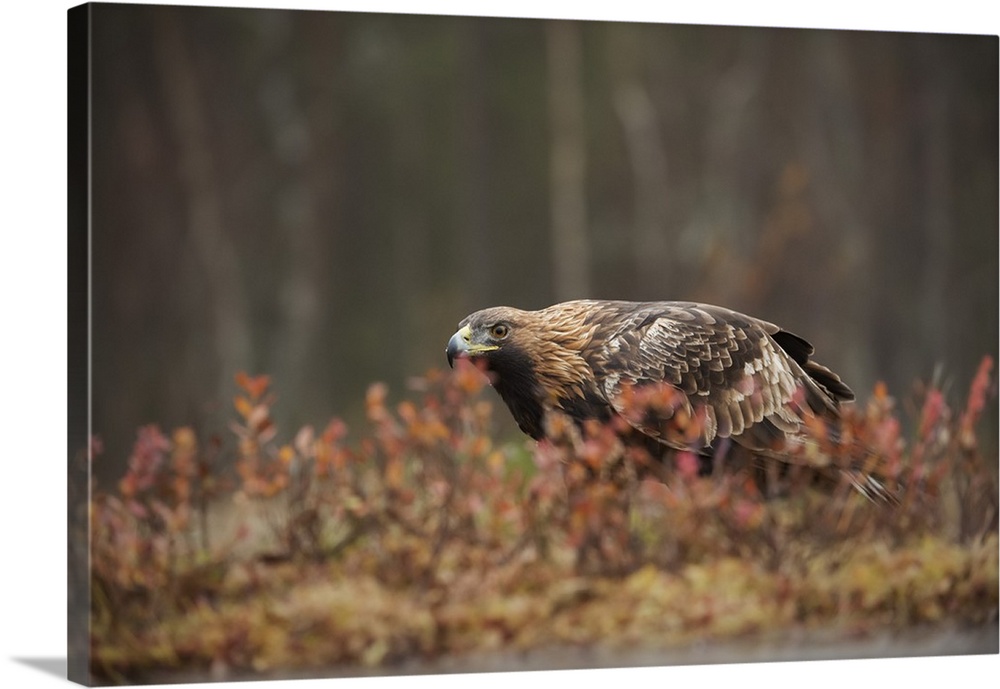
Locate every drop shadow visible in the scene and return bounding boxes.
[12,657,67,680]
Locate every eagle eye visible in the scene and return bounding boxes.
[489,323,510,340]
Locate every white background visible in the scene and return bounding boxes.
[1,1,997,688]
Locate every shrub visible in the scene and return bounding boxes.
[88,356,998,681]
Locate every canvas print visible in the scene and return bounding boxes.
[68,2,999,685]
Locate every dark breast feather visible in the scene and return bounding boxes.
[487,344,548,439]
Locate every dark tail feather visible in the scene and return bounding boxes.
[770,329,855,403]
[804,360,855,403]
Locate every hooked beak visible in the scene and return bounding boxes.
[446,324,497,368]
[446,327,468,368]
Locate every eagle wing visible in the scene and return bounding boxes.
[586,302,838,454]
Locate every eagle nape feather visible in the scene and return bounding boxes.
[446,299,896,504]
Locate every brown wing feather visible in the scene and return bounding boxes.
[585,302,841,455]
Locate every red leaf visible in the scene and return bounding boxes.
[675,451,700,479]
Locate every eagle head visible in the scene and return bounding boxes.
[445,306,523,370]
[446,304,603,439]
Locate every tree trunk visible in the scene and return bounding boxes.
[154,13,252,404]
[547,20,591,301]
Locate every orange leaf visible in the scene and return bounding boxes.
[234,395,253,419]
[487,450,505,473]
[397,400,417,424]
[873,380,889,401]
[322,418,348,443]
[246,374,271,400]
[235,371,271,400]
[172,427,197,452]
[235,370,250,390]
[384,456,404,489]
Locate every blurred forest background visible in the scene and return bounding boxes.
[89,4,998,482]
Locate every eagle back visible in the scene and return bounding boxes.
[586,302,840,453]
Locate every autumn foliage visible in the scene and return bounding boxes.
[88,357,998,682]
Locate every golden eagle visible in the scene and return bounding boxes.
[446,299,892,502]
